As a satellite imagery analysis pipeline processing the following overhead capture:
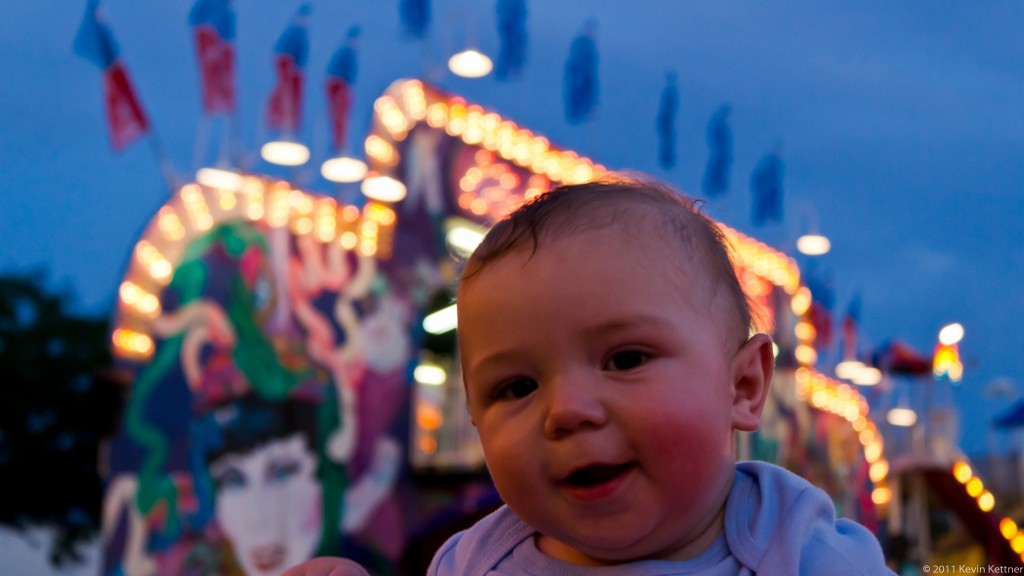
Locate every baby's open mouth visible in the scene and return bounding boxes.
[561,462,636,487]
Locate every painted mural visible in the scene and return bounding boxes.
[104,181,414,576]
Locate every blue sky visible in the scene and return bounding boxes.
[1,1,1021,454]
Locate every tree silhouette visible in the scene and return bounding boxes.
[0,270,121,565]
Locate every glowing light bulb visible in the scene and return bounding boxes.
[361,175,407,202]
[423,304,458,335]
[953,462,973,483]
[446,225,486,257]
[261,140,310,166]
[835,359,865,380]
[196,167,243,191]
[321,156,368,183]
[413,364,447,386]
[796,234,831,256]
[939,322,964,345]
[886,407,918,427]
[448,49,493,78]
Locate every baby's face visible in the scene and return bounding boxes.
[459,226,754,563]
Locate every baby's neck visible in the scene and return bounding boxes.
[535,502,728,566]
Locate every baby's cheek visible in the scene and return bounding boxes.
[639,415,733,489]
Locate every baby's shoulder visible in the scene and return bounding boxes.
[428,506,534,576]
[727,462,894,575]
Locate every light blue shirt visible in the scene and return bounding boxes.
[428,461,894,576]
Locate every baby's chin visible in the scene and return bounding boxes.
[534,505,726,565]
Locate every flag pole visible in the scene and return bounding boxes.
[147,130,183,194]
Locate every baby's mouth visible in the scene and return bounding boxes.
[560,462,636,487]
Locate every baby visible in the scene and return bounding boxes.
[285,175,893,575]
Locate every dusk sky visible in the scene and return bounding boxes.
[1,1,1021,455]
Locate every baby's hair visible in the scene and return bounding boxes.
[461,173,756,348]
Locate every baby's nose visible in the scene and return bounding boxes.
[542,376,608,439]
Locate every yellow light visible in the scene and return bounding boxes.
[794,344,817,365]
[426,102,448,128]
[811,390,826,408]
[859,427,876,446]
[293,216,313,235]
[339,231,358,250]
[361,221,379,236]
[953,462,973,484]
[364,203,397,225]
[948,361,964,382]
[194,213,213,231]
[978,491,995,512]
[149,261,172,282]
[869,460,889,482]
[966,477,984,498]
[791,286,812,315]
[864,441,882,463]
[112,328,154,358]
[365,135,397,165]
[843,404,859,421]
[795,321,816,341]
[401,80,427,119]
[1013,534,1024,554]
[340,205,360,223]
[157,208,186,241]
[217,189,237,211]
[1001,518,1018,540]
[871,486,891,505]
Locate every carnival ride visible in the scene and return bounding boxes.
[103,78,1022,574]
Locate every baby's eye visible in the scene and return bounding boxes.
[605,350,647,371]
[496,378,538,400]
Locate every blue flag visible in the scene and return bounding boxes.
[495,0,527,80]
[189,0,235,114]
[564,21,598,124]
[326,26,360,151]
[400,0,430,39]
[702,104,732,197]
[750,149,783,225]
[73,0,150,150]
[266,3,310,133]
[656,72,678,169]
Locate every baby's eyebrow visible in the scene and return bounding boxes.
[580,314,676,336]
[463,348,527,380]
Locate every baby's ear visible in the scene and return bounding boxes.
[730,333,775,432]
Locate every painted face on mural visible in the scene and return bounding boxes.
[210,433,322,576]
[362,292,412,373]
